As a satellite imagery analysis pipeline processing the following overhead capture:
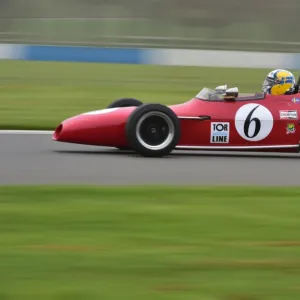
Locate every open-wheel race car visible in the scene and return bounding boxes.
[53,82,300,157]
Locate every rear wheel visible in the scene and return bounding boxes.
[106,98,143,109]
[125,103,180,157]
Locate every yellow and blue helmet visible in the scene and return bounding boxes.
[262,69,295,95]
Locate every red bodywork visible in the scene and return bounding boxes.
[53,92,300,153]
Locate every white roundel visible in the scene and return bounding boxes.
[235,104,273,141]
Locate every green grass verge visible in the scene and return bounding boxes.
[2,60,298,130]
[1,186,300,299]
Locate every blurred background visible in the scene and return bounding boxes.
[1,0,300,129]
[0,0,300,52]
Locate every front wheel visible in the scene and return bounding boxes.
[125,103,180,157]
[107,98,143,150]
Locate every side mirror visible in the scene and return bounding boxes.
[223,87,238,100]
[215,85,227,94]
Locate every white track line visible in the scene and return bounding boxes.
[0,130,53,134]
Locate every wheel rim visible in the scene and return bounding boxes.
[136,111,175,150]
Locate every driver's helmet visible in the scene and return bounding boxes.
[262,69,295,95]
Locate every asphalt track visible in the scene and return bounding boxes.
[1,131,300,185]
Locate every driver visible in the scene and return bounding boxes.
[212,69,298,98]
[262,69,296,95]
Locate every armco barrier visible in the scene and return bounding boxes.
[147,49,300,69]
[0,43,300,69]
[0,44,27,60]
[25,45,145,64]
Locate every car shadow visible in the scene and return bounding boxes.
[53,149,300,160]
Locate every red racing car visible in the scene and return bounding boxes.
[52,84,300,157]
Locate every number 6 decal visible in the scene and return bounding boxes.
[235,103,273,141]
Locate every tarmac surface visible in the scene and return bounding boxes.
[1,131,300,186]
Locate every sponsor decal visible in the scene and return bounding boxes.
[210,122,229,143]
[235,104,273,142]
[286,123,296,134]
[279,110,298,120]
[292,98,300,104]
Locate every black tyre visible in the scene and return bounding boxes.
[107,98,143,150]
[125,103,180,157]
[106,98,143,108]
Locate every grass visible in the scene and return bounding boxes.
[1,186,300,299]
[1,60,298,130]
